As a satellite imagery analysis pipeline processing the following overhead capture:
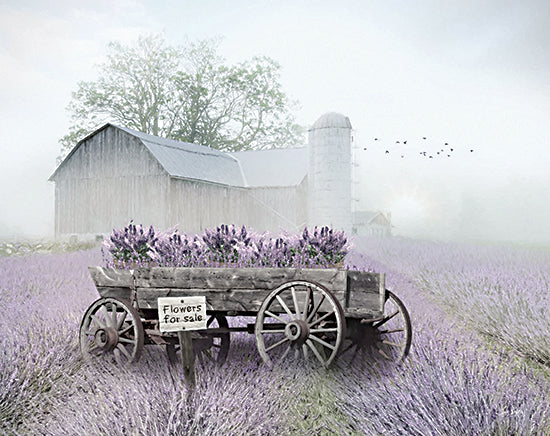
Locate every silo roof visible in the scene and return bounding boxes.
[311,112,352,130]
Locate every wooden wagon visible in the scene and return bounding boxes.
[80,267,412,372]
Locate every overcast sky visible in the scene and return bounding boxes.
[1,0,549,242]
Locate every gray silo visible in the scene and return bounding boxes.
[307,112,352,233]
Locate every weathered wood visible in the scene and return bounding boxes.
[89,267,385,317]
[136,287,346,313]
[95,286,133,300]
[178,331,196,391]
[133,267,346,291]
[346,271,385,314]
[89,267,134,287]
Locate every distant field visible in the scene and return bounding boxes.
[1,237,549,435]
[0,239,98,257]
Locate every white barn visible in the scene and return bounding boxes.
[49,112,391,238]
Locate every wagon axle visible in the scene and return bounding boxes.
[94,327,119,352]
[285,320,310,344]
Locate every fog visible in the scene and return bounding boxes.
[1,1,549,244]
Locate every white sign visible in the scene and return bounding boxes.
[158,296,207,333]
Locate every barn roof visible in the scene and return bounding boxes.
[116,126,246,187]
[230,147,307,187]
[50,124,306,188]
[353,210,391,226]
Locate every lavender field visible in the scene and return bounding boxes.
[1,238,549,435]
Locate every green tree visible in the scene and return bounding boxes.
[58,35,303,163]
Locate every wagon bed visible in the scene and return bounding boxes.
[89,266,386,318]
[81,266,412,377]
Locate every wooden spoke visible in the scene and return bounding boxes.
[116,310,127,330]
[116,343,132,360]
[90,314,106,329]
[306,339,326,365]
[202,349,215,362]
[373,310,399,328]
[256,280,345,368]
[344,291,411,365]
[276,295,295,319]
[118,324,133,336]
[302,286,312,320]
[277,343,292,364]
[310,327,338,334]
[306,294,326,323]
[379,328,404,334]
[192,314,230,367]
[266,337,290,352]
[118,337,137,345]
[111,303,118,328]
[264,310,289,324]
[80,297,144,366]
[113,348,123,366]
[291,287,301,318]
[308,334,336,351]
[309,310,335,328]
[378,347,392,360]
[100,305,110,326]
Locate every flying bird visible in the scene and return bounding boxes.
[450,148,454,152]
[423,137,427,140]
[385,150,390,154]
[363,147,367,151]
[444,142,448,146]
[403,140,407,144]
[470,149,474,152]
[374,138,379,141]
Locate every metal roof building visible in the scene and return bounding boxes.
[50,114,390,238]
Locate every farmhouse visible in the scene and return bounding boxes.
[49,112,391,238]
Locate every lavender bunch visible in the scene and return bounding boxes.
[201,224,251,265]
[102,223,351,269]
[150,229,205,267]
[102,221,157,268]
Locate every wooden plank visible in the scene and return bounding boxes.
[89,267,134,288]
[95,286,133,300]
[133,267,347,291]
[178,331,196,391]
[137,287,347,313]
[345,271,385,315]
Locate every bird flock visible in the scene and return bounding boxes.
[360,136,475,159]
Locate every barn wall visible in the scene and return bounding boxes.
[53,126,170,236]
[167,179,307,234]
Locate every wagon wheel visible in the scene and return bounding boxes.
[80,297,144,366]
[342,290,412,364]
[166,313,230,367]
[255,280,346,368]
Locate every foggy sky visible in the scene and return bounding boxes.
[1,0,549,243]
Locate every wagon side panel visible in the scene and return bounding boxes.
[134,267,347,311]
[345,271,385,318]
[88,267,134,300]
